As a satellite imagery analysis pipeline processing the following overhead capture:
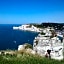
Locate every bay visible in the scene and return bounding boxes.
[0,24,38,50]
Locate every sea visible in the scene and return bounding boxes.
[0,24,38,50]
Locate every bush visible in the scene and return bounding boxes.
[0,53,64,64]
[0,55,3,60]
[40,32,45,35]
[0,50,64,64]
[24,43,33,49]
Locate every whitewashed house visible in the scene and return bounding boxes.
[33,27,64,60]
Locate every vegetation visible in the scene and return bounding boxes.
[30,23,44,28]
[0,51,64,64]
[40,32,45,35]
[24,43,33,49]
[30,23,64,30]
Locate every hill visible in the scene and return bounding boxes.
[0,52,64,64]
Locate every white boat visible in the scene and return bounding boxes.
[13,26,19,30]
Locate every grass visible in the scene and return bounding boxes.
[0,51,64,64]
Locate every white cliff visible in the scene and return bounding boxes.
[13,24,41,32]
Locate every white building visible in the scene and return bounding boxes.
[33,27,64,60]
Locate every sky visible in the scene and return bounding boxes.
[0,0,64,24]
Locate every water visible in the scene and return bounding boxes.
[0,24,38,50]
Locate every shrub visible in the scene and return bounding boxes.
[24,43,33,49]
[40,32,45,35]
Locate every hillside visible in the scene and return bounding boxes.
[41,23,64,30]
[0,51,64,64]
[30,23,64,30]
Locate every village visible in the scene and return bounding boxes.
[0,24,64,60]
[17,24,64,60]
[33,27,64,60]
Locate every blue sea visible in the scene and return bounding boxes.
[0,24,38,50]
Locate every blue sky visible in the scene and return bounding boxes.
[0,0,64,24]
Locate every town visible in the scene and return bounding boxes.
[17,23,64,60]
